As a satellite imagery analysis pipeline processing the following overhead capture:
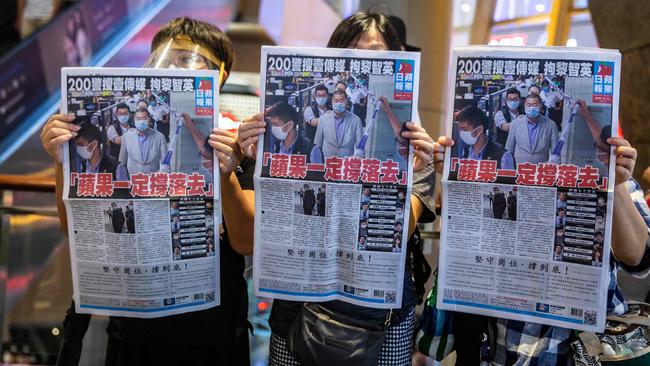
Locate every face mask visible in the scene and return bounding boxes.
[542,86,550,93]
[525,105,541,118]
[76,143,94,160]
[459,126,479,145]
[315,96,327,106]
[149,101,156,107]
[117,115,129,125]
[272,122,290,141]
[135,119,149,132]
[332,102,346,113]
[506,100,519,110]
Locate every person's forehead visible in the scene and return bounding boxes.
[315,89,328,95]
[332,93,346,100]
[526,97,540,104]
[349,28,388,50]
[506,94,519,99]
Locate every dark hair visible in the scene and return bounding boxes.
[599,125,612,143]
[528,84,540,92]
[541,79,550,86]
[327,11,401,51]
[332,89,347,99]
[77,122,101,143]
[455,105,487,130]
[267,101,296,123]
[525,93,543,105]
[315,84,329,94]
[335,81,347,89]
[505,88,521,98]
[134,107,151,118]
[595,231,603,238]
[151,17,234,74]
[115,103,130,113]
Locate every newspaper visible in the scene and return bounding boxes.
[252,46,420,308]
[437,46,620,332]
[61,68,221,318]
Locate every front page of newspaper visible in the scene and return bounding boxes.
[437,46,620,332]
[61,68,221,318]
[253,46,420,308]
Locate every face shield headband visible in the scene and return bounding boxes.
[143,36,226,84]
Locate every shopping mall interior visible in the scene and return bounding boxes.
[1,0,650,365]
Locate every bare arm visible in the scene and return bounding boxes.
[220,172,255,255]
[611,183,648,266]
[55,162,68,235]
[408,195,424,237]
[209,128,254,255]
[609,137,649,266]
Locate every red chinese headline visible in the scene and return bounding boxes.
[70,172,213,197]
[264,153,407,184]
[451,158,607,189]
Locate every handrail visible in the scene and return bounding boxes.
[0,174,56,193]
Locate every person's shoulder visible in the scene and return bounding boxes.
[151,128,167,141]
[346,111,361,123]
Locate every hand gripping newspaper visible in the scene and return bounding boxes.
[437,46,621,332]
[61,68,222,317]
[253,46,420,308]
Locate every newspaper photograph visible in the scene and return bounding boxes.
[61,67,221,317]
[437,46,620,332]
[253,46,420,308]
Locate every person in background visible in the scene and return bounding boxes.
[125,204,135,233]
[119,107,168,175]
[148,95,171,142]
[316,184,326,217]
[74,122,127,181]
[108,202,125,233]
[303,84,331,141]
[302,184,316,215]
[456,105,506,168]
[492,187,506,219]
[494,88,523,146]
[507,189,517,221]
[314,89,363,158]
[106,103,132,159]
[268,101,314,158]
[505,93,558,165]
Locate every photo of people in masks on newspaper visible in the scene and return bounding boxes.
[253,46,420,308]
[61,67,221,318]
[438,46,619,332]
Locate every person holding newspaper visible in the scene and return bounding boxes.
[238,11,437,366]
[40,17,256,366]
[432,127,650,365]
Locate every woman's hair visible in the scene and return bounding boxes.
[327,11,400,51]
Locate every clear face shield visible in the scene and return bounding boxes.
[143,36,226,83]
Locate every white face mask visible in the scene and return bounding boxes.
[272,122,291,141]
[76,143,95,160]
[459,126,480,146]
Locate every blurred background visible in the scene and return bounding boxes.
[1,0,649,364]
